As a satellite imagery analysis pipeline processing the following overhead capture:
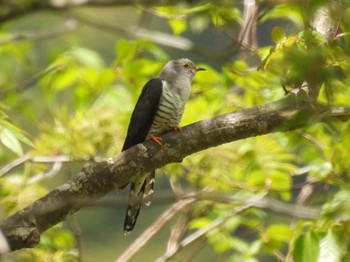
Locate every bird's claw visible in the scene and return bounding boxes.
[151,135,163,147]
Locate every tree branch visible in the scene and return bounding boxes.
[156,204,253,262]
[0,0,201,24]
[116,198,195,262]
[0,19,77,46]
[0,91,340,252]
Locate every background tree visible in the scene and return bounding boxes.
[1,0,350,261]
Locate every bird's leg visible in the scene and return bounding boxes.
[150,135,163,147]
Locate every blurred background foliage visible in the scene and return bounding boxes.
[1,0,350,261]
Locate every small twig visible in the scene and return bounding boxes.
[168,173,185,196]
[187,165,319,193]
[115,197,196,262]
[166,207,191,255]
[156,204,253,262]
[296,183,314,205]
[238,0,258,51]
[0,154,31,177]
[0,154,98,178]
[297,131,326,151]
[66,214,83,262]
[0,18,78,46]
[28,161,63,184]
[197,193,321,219]
[72,13,232,62]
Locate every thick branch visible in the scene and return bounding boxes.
[0,91,334,251]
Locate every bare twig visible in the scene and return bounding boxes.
[168,174,185,196]
[156,204,253,262]
[166,207,191,256]
[238,0,258,50]
[0,154,98,178]
[72,14,233,62]
[296,131,326,151]
[0,0,200,24]
[0,19,78,46]
[28,162,63,184]
[0,154,31,177]
[115,198,195,262]
[66,214,83,262]
[197,193,321,219]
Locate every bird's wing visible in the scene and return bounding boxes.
[122,78,163,151]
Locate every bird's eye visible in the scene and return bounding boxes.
[184,63,189,68]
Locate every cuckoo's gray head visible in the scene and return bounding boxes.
[159,58,205,84]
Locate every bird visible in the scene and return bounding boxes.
[120,58,205,234]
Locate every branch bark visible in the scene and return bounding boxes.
[0,90,340,252]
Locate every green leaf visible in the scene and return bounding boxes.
[261,3,303,26]
[271,26,285,43]
[318,228,347,262]
[0,118,34,149]
[294,230,320,262]
[266,224,293,243]
[321,190,350,221]
[0,127,23,156]
[69,47,104,68]
[211,6,241,27]
[169,19,187,35]
[115,39,138,65]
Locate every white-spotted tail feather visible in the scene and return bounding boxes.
[124,180,146,235]
[143,172,155,206]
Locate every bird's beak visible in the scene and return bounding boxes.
[195,66,206,72]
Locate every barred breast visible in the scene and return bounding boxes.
[147,82,187,137]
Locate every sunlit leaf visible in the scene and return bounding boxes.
[318,228,347,262]
[261,2,304,26]
[0,127,23,156]
[169,19,187,35]
[115,39,138,65]
[321,190,350,221]
[266,224,293,243]
[294,230,320,262]
[271,26,285,43]
[69,47,104,68]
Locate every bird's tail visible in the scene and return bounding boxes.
[123,172,156,234]
[143,171,155,206]
[124,181,146,235]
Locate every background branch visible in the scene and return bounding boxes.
[0,154,98,178]
[0,0,201,24]
[116,198,195,262]
[0,18,77,46]
[118,191,321,261]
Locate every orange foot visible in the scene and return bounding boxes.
[151,135,163,147]
[173,125,182,132]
